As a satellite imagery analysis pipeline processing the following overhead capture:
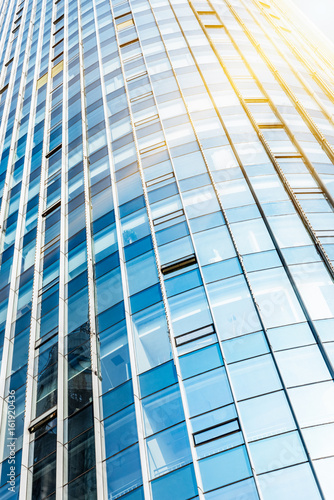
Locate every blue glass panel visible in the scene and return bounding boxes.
[229,354,282,400]
[238,391,295,441]
[147,422,192,479]
[0,475,20,499]
[184,367,233,417]
[169,287,212,337]
[257,463,322,500]
[68,288,89,333]
[102,380,134,419]
[205,478,259,499]
[151,464,198,500]
[97,302,125,333]
[132,302,172,373]
[100,320,131,392]
[142,384,184,436]
[191,405,237,434]
[222,331,269,364]
[120,488,144,500]
[106,444,142,499]
[202,257,242,284]
[165,269,202,298]
[124,235,153,261]
[126,251,159,296]
[130,284,162,315]
[95,252,119,279]
[199,445,252,492]
[139,360,177,398]
[104,404,138,458]
[119,195,145,218]
[96,267,123,313]
[156,221,189,246]
[179,344,223,379]
[249,431,306,474]
[267,322,315,351]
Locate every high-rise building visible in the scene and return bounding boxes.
[0,0,334,498]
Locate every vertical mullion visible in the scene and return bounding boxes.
[56,0,67,496]
[76,0,102,497]
[19,0,59,495]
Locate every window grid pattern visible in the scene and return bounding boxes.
[0,0,333,498]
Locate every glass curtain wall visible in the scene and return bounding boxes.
[0,0,333,498]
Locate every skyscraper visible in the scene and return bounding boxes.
[0,0,334,497]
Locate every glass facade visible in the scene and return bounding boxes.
[0,0,333,498]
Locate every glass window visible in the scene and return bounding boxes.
[267,322,315,351]
[205,478,258,499]
[179,344,223,379]
[142,384,184,436]
[67,467,97,500]
[202,257,242,284]
[268,214,312,248]
[191,404,237,435]
[303,423,334,460]
[313,457,334,499]
[96,268,123,313]
[217,178,254,209]
[130,284,162,315]
[32,452,56,498]
[238,391,296,442]
[106,444,142,499]
[275,345,330,387]
[156,221,189,247]
[158,235,194,266]
[102,380,134,419]
[118,488,144,500]
[67,288,89,333]
[151,464,198,500]
[146,422,192,479]
[68,427,95,482]
[250,431,306,475]
[207,275,261,340]
[68,405,93,442]
[199,445,251,492]
[229,354,282,401]
[126,251,159,296]
[150,194,183,221]
[189,211,225,233]
[132,302,171,374]
[251,175,288,205]
[182,185,220,218]
[121,208,150,245]
[99,320,130,392]
[169,287,212,337]
[193,226,236,266]
[139,360,177,398]
[222,331,269,364]
[257,463,321,500]
[230,218,275,255]
[94,224,118,263]
[290,262,334,321]
[173,151,207,180]
[288,381,334,427]
[104,404,138,458]
[247,267,305,329]
[165,269,202,298]
[184,367,233,417]
[315,318,334,343]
